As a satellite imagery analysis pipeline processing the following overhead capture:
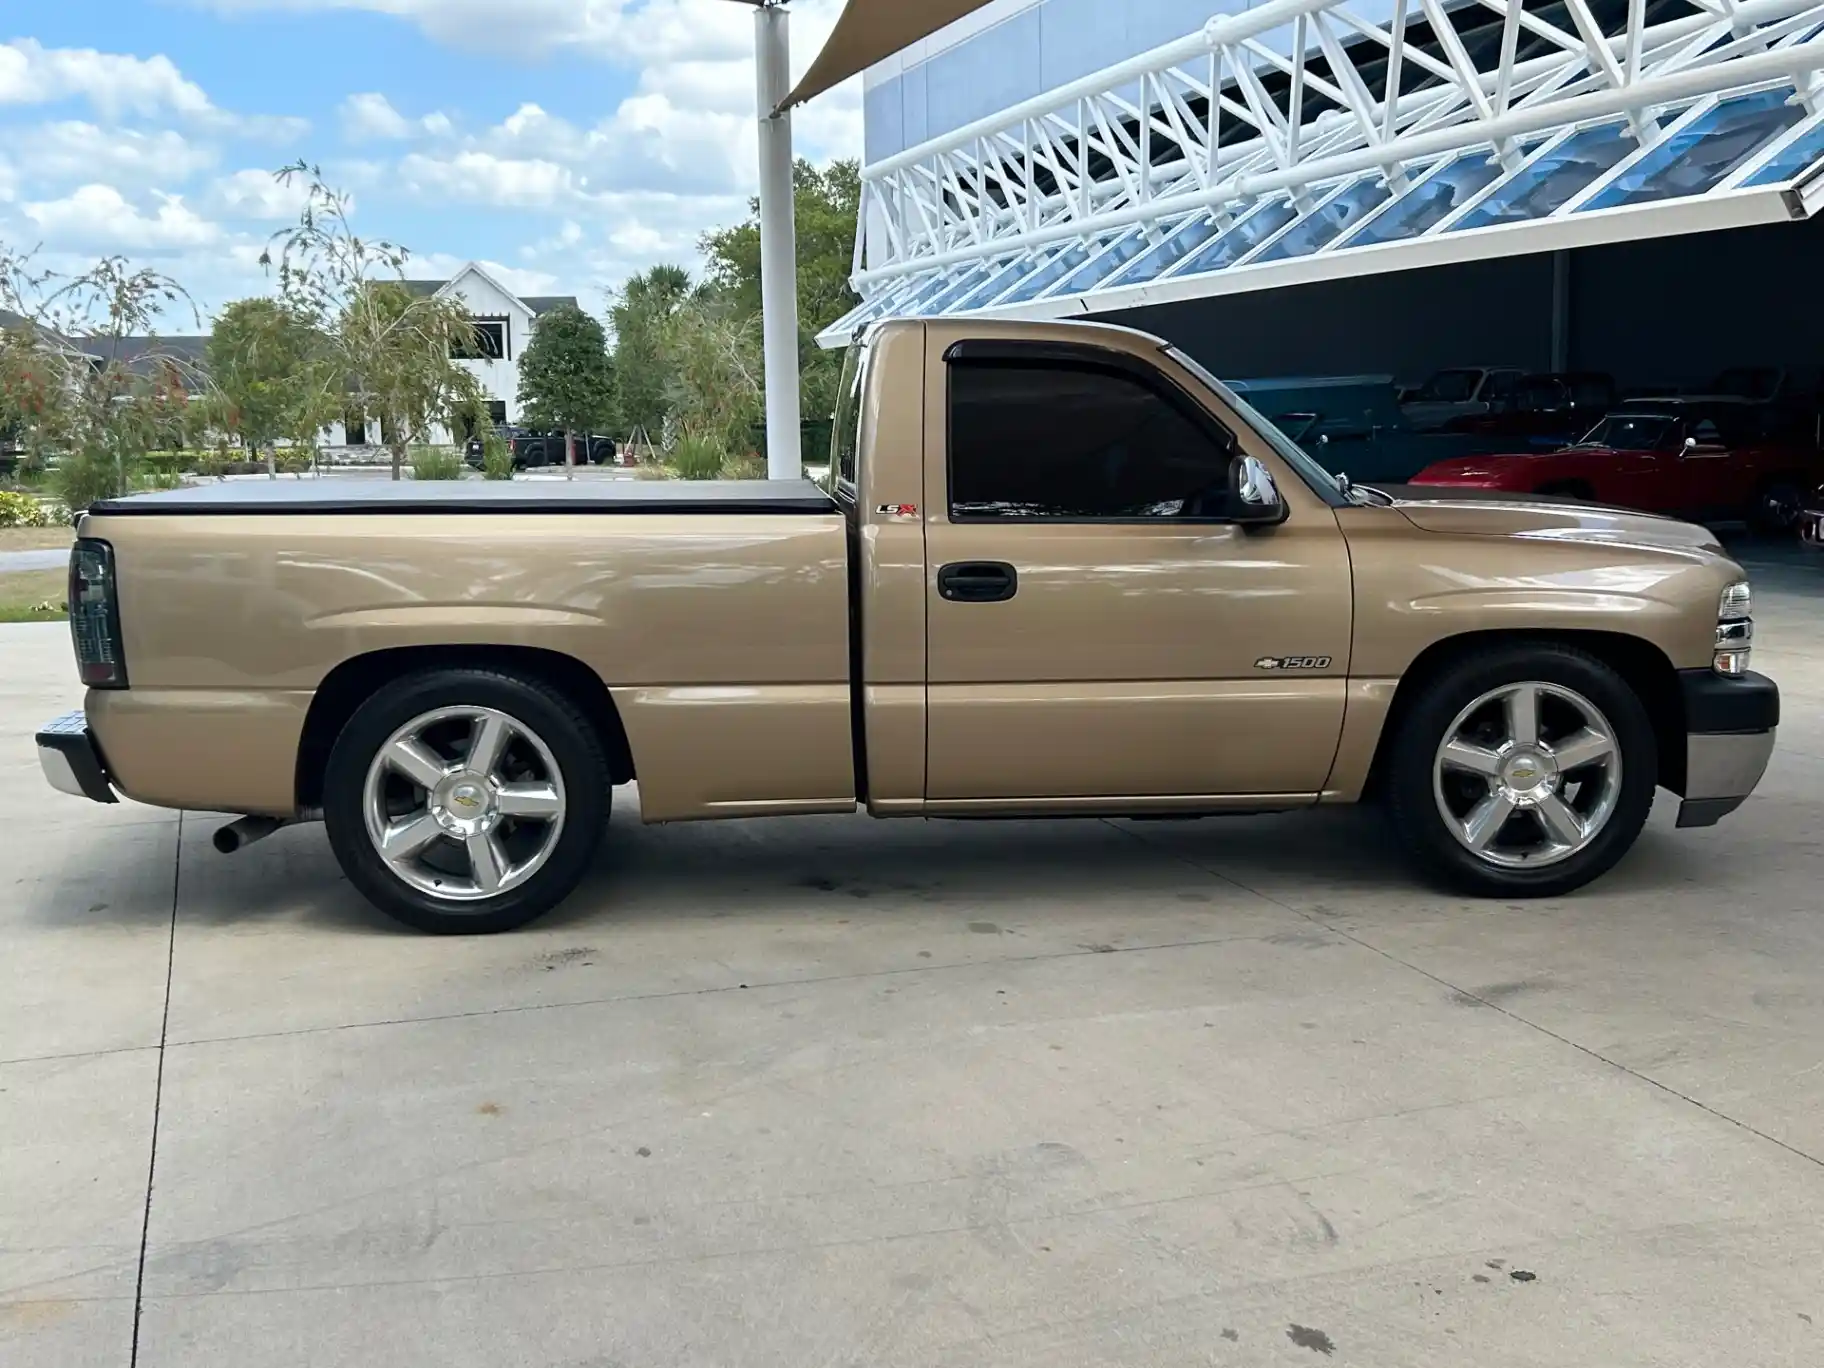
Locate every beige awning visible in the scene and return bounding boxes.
[783,0,1002,110]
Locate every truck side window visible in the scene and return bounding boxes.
[948,360,1232,520]
[832,340,869,497]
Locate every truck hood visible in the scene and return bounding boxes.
[1366,483,1726,556]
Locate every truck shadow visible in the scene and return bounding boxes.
[20,795,1742,936]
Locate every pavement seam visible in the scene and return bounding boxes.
[1110,820,1824,1175]
[129,811,181,1368]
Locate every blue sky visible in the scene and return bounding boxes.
[0,0,859,327]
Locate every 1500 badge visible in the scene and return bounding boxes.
[1256,655,1333,671]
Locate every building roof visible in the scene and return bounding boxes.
[401,270,578,316]
[824,0,1824,347]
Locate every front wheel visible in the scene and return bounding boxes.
[1752,480,1807,534]
[1386,645,1657,897]
[323,669,608,933]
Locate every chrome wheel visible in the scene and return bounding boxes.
[1432,681,1622,870]
[362,706,567,902]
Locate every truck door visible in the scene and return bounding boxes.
[922,337,1352,807]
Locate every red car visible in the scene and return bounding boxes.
[1409,398,1821,530]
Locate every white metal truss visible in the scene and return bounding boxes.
[827,0,1824,343]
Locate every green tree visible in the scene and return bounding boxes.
[608,263,692,441]
[0,245,203,508]
[700,158,861,425]
[203,297,331,478]
[659,294,763,463]
[263,164,483,480]
[517,303,615,475]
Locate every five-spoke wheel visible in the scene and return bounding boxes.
[364,706,569,901]
[324,670,608,934]
[1432,681,1622,869]
[1389,645,1656,897]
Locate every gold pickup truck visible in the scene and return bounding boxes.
[37,319,1778,934]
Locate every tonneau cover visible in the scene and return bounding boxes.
[89,478,836,517]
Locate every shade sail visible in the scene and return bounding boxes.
[782,0,1001,110]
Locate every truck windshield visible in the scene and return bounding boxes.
[1166,347,1348,503]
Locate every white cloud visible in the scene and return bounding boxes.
[13,122,219,187]
[338,92,449,143]
[0,38,308,140]
[22,184,222,255]
[208,168,315,220]
[0,38,213,121]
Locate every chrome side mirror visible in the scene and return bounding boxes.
[1229,454,1289,527]
[1682,436,1699,458]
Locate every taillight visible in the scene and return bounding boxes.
[69,539,128,689]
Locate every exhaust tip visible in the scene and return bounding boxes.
[213,816,285,854]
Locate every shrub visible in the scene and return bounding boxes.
[670,433,726,481]
[134,469,186,492]
[0,490,58,527]
[54,449,133,512]
[481,432,514,481]
[409,446,466,481]
[720,453,766,481]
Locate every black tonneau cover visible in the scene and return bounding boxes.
[89,478,836,517]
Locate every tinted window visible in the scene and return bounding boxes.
[832,339,869,494]
[1691,419,1724,446]
[948,361,1233,520]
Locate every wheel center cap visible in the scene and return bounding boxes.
[432,774,498,834]
[1500,749,1557,802]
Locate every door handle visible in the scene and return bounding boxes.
[938,561,1018,603]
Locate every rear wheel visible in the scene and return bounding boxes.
[1387,645,1656,897]
[323,669,608,933]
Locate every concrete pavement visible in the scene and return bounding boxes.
[3,595,1822,1367]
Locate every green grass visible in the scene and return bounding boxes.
[0,569,67,623]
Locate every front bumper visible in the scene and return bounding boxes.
[36,710,118,805]
[1674,671,1779,829]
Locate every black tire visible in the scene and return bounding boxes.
[1386,643,1657,898]
[1751,479,1806,534]
[323,668,609,934]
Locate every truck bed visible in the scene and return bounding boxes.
[89,478,835,517]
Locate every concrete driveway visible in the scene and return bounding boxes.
[3,587,1822,1368]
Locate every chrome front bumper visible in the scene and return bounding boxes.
[36,710,117,805]
[1674,671,1779,829]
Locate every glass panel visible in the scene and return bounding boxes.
[1742,117,1824,187]
[948,249,1053,312]
[897,268,969,315]
[917,259,1003,316]
[1038,225,1153,298]
[1104,213,1222,287]
[996,240,1094,304]
[1583,90,1805,210]
[1338,154,1505,249]
[1451,124,1634,231]
[1253,177,1396,263]
[1169,197,1298,277]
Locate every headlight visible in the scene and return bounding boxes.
[1714,580,1752,676]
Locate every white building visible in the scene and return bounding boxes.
[325,262,578,447]
[823,0,1824,397]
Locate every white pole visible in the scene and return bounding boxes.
[755,1,803,480]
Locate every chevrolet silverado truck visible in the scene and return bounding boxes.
[37,319,1779,934]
